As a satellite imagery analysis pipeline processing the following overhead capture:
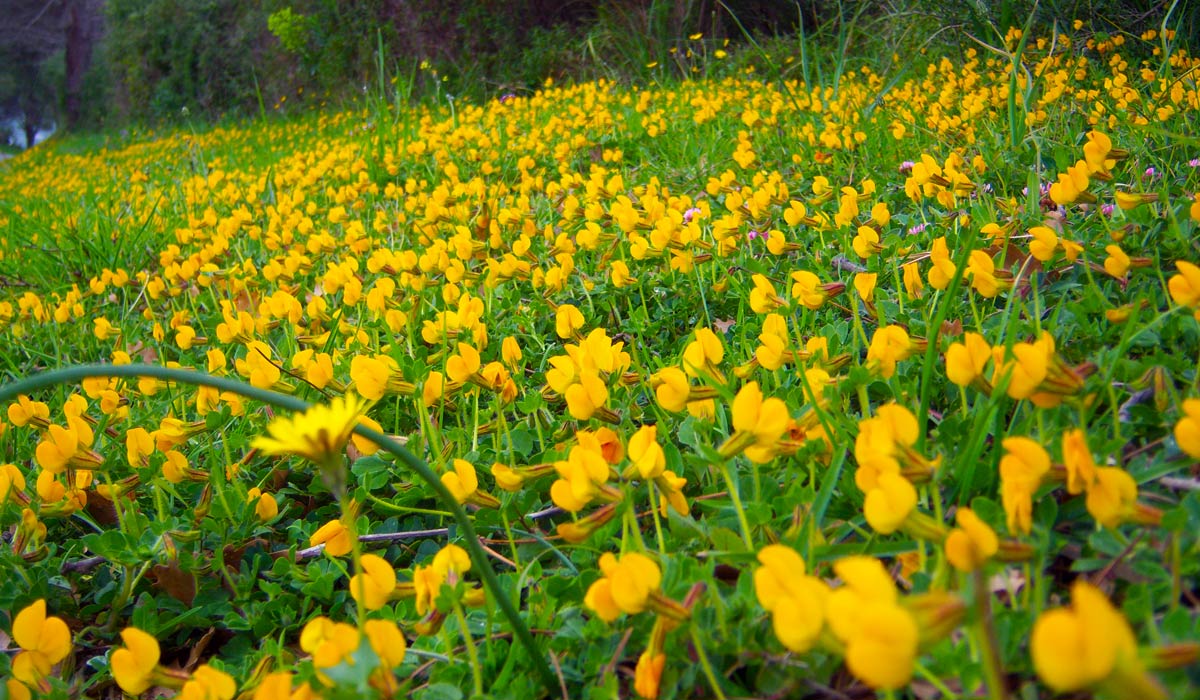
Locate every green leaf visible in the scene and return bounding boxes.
[708,526,748,553]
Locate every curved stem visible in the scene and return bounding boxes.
[453,600,485,697]
[0,364,557,694]
[690,623,728,700]
[718,460,754,551]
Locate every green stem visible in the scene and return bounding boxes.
[649,483,667,556]
[0,364,559,694]
[453,600,485,697]
[917,223,977,451]
[973,568,1009,700]
[364,492,452,517]
[690,623,728,700]
[915,661,961,699]
[718,460,754,550]
[343,491,367,631]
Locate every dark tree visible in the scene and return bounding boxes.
[63,0,105,128]
[0,0,105,145]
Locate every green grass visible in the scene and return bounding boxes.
[1,12,1199,700]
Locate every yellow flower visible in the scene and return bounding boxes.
[11,599,72,685]
[652,367,691,412]
[364,619,407,668]
[681,328,725,379]
[110,627,161,695]
[927,237,956,290]
[749,274,786,313]
[350,355,394,401]
[628,425,665,479]
[944,507,999,571]
[1168,260,1200,310]
[825,556,918,688]
[1114,191,1158,211]
[564,369,610,421]
[238,341,282,390]
[442,459,500,508]
[550,444,614,512]
[413,544,473,616]
[34,424,79,474]
[1086,467,1138,528]
[902,261,924,299]
[721,381,789,462]
[999,437,1050,535]
[0,463,26,504]
[853,272,877,302]
[1049,161,1092,205]
[1175,399,1200,459]
[7,395,50,428]
[6,680,30,700]
[584,552,662,620]
[634,651,665,700]
[843,600,919,690]
[1028,225,1059,262]
[863,472,918,535]
[1061,428,1096,495]
[422,371,454,407]
[754,545,829,653]
[253,394,365,494]
[247,488,279,522]
[253,394,364,467]
[500,337,524,374]
[300,616,360,669]
[611,260,636,288]
[867,325,915,379]
[945,332,991,388]
[310,518,353,557]
[252,672,310,700]
[126,427,154,467]
[995,339,1050,400]
[1083,130,1125,175]
[852,226,881,259]
[445,342,481,384]
[1104,244,1131,279]
[790,270,843,309]
[349,553,397,612]
[179,665,236,700]
[555,303,585,339]
[442,459,480,504]
[1032,580,1163,698]
[826,556,898,642]
[350,414,385,456]
[854,404,924,489]
[966,250,1007,297]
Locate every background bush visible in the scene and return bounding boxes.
[3,0,1198,133]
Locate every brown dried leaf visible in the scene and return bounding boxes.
[150,560,197,606]
[85,491,120,527]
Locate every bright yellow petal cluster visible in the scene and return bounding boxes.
[584,552,662,622]
[753,545,829,653]
[1032,581,1163,698]
[11,599,72,685]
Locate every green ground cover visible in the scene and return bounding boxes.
[1,14,1199,700]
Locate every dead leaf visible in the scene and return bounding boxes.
[940,318,963,337]
[86,491,120,527]
[713,318,735,334]
[150,560,197,606]
[184,628,216,671]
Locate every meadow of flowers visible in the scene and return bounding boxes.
[2,17,1200,700]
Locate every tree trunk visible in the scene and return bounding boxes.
[64,0,102,129]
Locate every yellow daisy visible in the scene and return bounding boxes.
[253,394,366,495]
